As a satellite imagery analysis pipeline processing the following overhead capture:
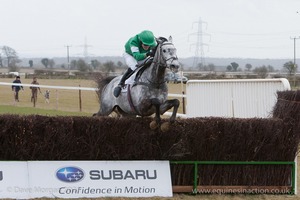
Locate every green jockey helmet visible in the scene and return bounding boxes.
[138,30,157,47]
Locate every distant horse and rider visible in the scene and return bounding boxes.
[94,30,181,131]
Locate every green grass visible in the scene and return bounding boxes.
[0,105,92,116]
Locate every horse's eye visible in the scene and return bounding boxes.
[163,49,166,53]
[169,48,176,54]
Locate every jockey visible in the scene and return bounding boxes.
[113,30,157,98]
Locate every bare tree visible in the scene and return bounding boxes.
[226,65,233,71]
[91,59,101,70]
[245,63,252,71]
[2,46,19,68]
[29,60,33,68]
[102,61,116,73]
[41,58,49,68]
[253,65,268,78]
[283,61,296,75]
[48,59,55,68]
[230,62,239,71]
[77,59,90,72]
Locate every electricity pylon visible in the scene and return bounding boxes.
[189,18,211,69]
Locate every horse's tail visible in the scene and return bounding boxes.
[94,74,116,102]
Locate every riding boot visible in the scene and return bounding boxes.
[113,68,133,97]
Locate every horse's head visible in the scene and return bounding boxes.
[156,36,180,73]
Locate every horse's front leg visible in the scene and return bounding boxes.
[155,99,179,132]
[160,99,180,123]
[149,98,161,130]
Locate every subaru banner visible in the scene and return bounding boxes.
[0,161,172,198]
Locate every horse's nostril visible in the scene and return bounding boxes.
[170,64,179,69]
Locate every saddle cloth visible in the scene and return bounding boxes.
[121,60,150,93]
[121,73,136,93]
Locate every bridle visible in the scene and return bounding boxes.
[133,41,179,89]
[153,42,179,70]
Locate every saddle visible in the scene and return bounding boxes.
[124,57,153,86]
[134,57,153,81]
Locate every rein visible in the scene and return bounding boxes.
[134,79,167,89]
[154,42,178,67]
[132,42,177,89]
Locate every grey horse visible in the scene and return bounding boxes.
[95,36,181,131]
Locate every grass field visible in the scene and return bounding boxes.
[0,77,100,114]
[1,76,300,199]
[0,77,186,115]
[0,105,91,116]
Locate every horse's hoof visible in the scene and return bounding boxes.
[150,121,159,130]
[160,122,170,132]
[108,111,120,117]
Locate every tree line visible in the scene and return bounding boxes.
[0,46,123,73]
[1,45,297,76]
[197,61,297,77]
[38,58,123,73]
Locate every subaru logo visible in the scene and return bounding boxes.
[56,167,84,182]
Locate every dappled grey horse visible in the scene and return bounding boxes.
[95,36,181,131]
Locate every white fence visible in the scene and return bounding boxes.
[0,78,291,118]
[186,78,291,118]
[0,82,97,91]
[0,81,184,115]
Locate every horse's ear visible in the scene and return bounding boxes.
[169,36,173,43]
[157,37,168,44]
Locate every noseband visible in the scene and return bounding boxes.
[154,42,178,69]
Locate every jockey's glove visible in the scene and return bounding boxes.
[146,50,155,57]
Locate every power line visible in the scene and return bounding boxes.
[64,45,71,74]
[290,36,300,87]
[290,36,300,71]
[76,36,93,62]
[188,18,211,68]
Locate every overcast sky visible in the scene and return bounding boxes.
[1,0,300,59]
